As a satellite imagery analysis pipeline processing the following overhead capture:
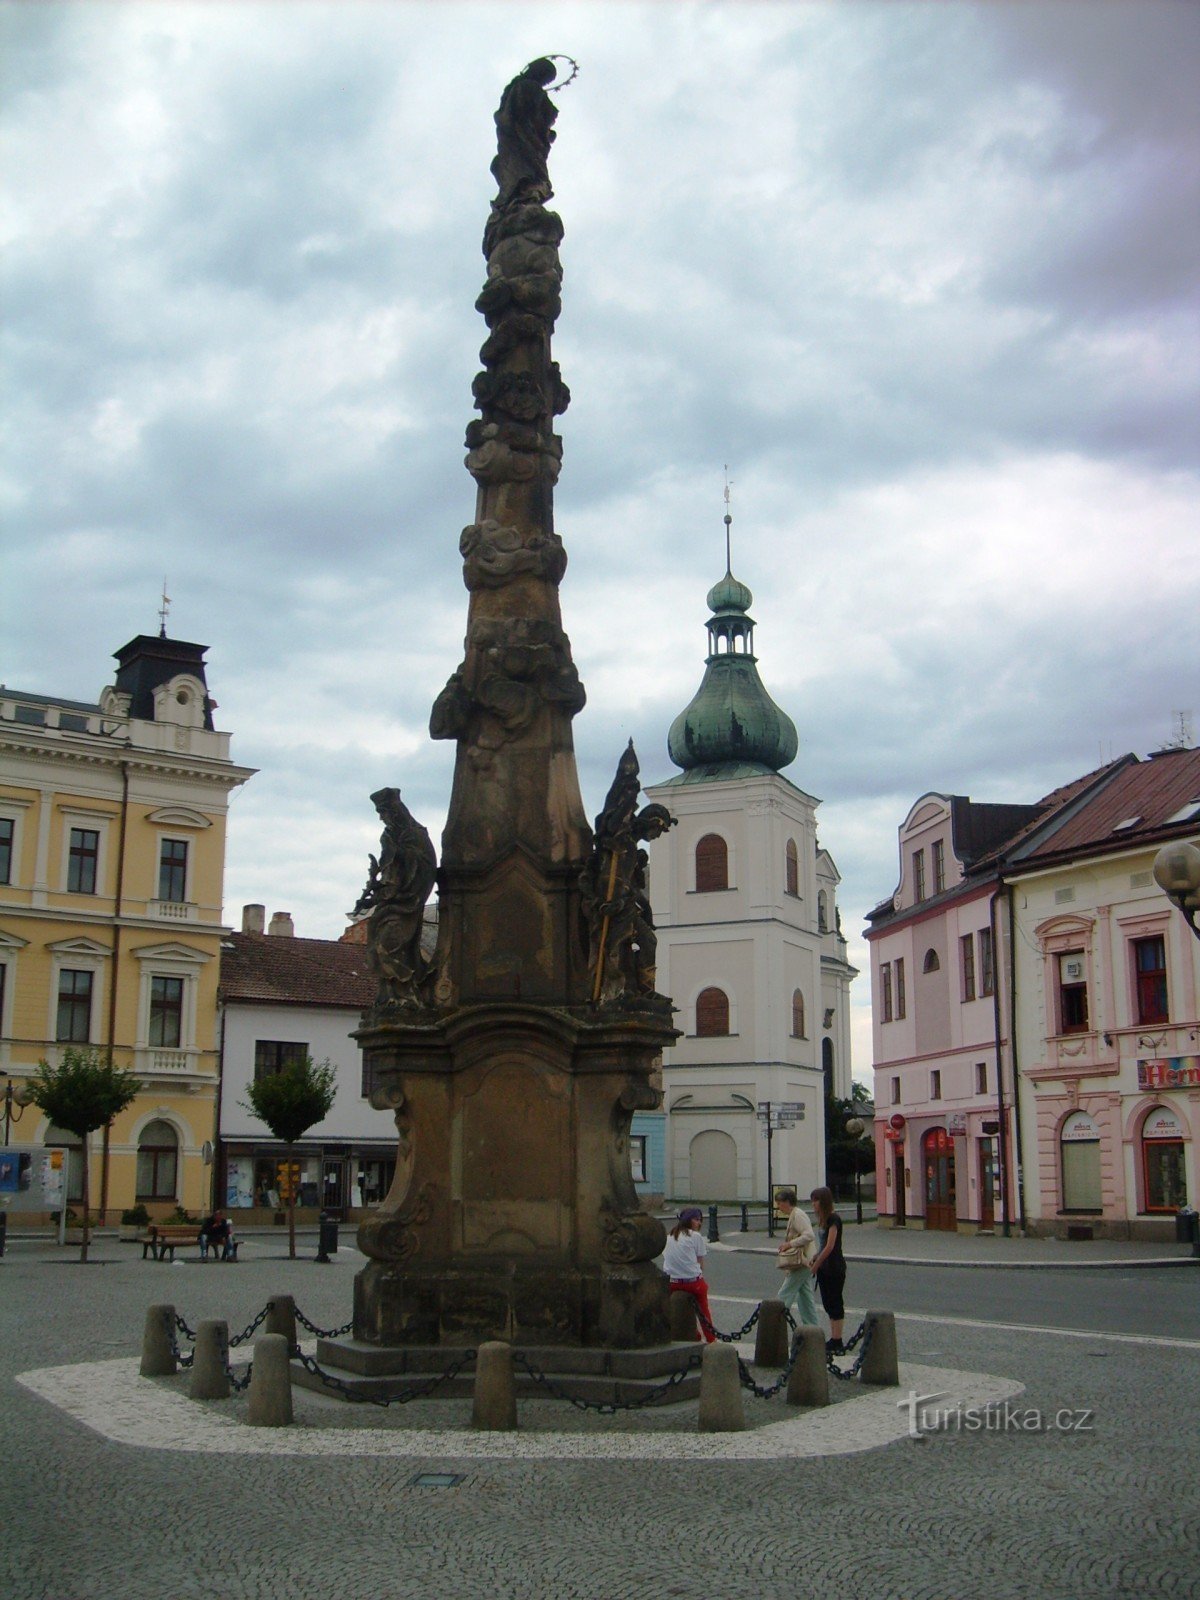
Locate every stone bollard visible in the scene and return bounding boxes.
[785,1326,830,1407]
[247,1333,294,1427]
[698,1341,745,1433]
[669,1289,700,1342]
[472,1341,518,1431]
[189,1320,232,1400]
[858,1310,900,1386]
[140,1303,178,1377]
[753,1299,790,1368]
[265,1294,298,1353]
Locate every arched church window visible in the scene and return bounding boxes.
[695,834,729,893]
[923,949,940,973]
[696,986,730,1037]
[785,839,799,898]
[791,989,806,1038]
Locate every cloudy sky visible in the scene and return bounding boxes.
[3,0,1198,1080]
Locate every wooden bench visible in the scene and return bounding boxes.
[137,1225,240,1262]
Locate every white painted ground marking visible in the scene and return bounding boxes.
[14,1356,1021,1462]
[709,1295,1200,1352]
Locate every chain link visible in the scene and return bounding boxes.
[294,1305,355,1340]
[511,1349,703,1414]
[827,1317,872,1381]
[168,1313,195,1369]
[228,1301,274,1348]
[695,1304,761,1343]
[291,1347,479,1406]
[735,1333,807,1399]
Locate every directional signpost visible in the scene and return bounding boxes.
[755,1100,806,1236]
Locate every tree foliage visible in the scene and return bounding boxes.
[30,1048,140,1139]
[241,1055,337,1144]
[824,1080,874,1194]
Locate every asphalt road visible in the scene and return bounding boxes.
[709,1245,1200,1340]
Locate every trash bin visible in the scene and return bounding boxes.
[316,1210,339,1263]
[1174,1206,1198,1246]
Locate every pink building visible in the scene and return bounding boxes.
[866,749,1200,1239]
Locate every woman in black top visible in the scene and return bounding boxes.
[809,1186,846,1354]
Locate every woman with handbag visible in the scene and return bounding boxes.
[774,1189,819,1327]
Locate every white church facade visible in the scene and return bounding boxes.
[644,553,855,1205]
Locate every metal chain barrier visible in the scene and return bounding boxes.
[511,1349,703,1415]
[291,1347,478,1407]
[168,1314,195,1369]
[827,1317,872,1381]
[228,1301,274,1348]
[174,1313,196,1342]
[735,1334,805,1399]
[696,1304,762,1344]
[294,1305,355,1340]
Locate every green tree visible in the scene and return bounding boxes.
[823,1080,874,1202]
[29,1048,140,1262]
[242,1055,337,1259]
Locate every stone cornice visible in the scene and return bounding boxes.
[0,729,254,787]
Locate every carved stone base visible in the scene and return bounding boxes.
[353,1259,669,1349]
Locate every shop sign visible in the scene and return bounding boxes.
[1142,1109,1185,1141]
[889,1113,906,1130]
[1061,1111,1100,1142]
[1138,1057,1200,1091]
[946,1112,968,1136]
[981,1119,1000,1134]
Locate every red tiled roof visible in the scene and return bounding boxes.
[219,933,375,1009]
[1014,746,1200,865]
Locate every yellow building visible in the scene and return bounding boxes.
[0,631,254,1222]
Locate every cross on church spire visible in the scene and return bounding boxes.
[158,580,171,639]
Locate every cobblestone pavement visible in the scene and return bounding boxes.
[2,1241,1197,1600]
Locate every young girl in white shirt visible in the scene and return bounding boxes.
[662,1206,716,1342]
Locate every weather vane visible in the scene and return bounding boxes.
[723,466,733,573]
[158,579,171,638]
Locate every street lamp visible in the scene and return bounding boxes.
[4,1078,35,1146]
[845,1115,868,1225]
[1153,842,1200,941]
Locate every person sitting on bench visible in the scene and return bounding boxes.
[199,1209,233,1260]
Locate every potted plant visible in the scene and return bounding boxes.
[119,1204,150,1242]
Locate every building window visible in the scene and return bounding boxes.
[791,989,806,1038]
[56,969,93,1042]
[254,1040,309,1080]
[158,838,189,903]
[923,948,939,974]
[896,958,906,1020]
[960,934,976,1002]
[930,1069,942,1100]
[1058,953,1089,1034]
[149,976,184,1048]
[881,963,893,1023]
[979,927,995,998]
[0,818,13,885]
[976,1062,988,1094]
[818,890,829,933]
[695,987,730,1037]
[629,1135,647,1184]
[67,828,99,894]
[785,839,799,898]
[912,850,926,903]
[932,839,945,895]
[695,834,729,893]
[136,1119,178,1200]
[1060,1111,1101,1210]
[891,1075,901,1105]
[1133,936,1168,1025]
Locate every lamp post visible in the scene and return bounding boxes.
[1153,842,1200,941]
[4,1078,35,1146]
[845,1115,868,1225]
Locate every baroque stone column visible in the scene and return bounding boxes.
[352,62,677,1350]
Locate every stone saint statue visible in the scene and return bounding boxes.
[355,788,438,1008]
[490,57,559,206]
[583,742,675,1006]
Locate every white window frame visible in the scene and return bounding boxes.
[58,807,112,897]
[0,796,33,888]
[133,942,211,1074]
[0,930,29,1065]
[46,938,111,1052]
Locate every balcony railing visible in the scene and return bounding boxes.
[148,900,197,921]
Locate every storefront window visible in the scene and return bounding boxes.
[1060,1111,1101,1210]
[1141,1107,1187,1212]
[356,1159,395,1207]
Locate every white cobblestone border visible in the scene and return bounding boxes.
[16,1357,1023,1462]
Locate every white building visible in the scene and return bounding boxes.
[645,561,855,1204]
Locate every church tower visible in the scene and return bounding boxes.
[645,516,856,1204]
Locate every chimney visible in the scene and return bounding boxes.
[242,904,266,934]
[268,911,295,937]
